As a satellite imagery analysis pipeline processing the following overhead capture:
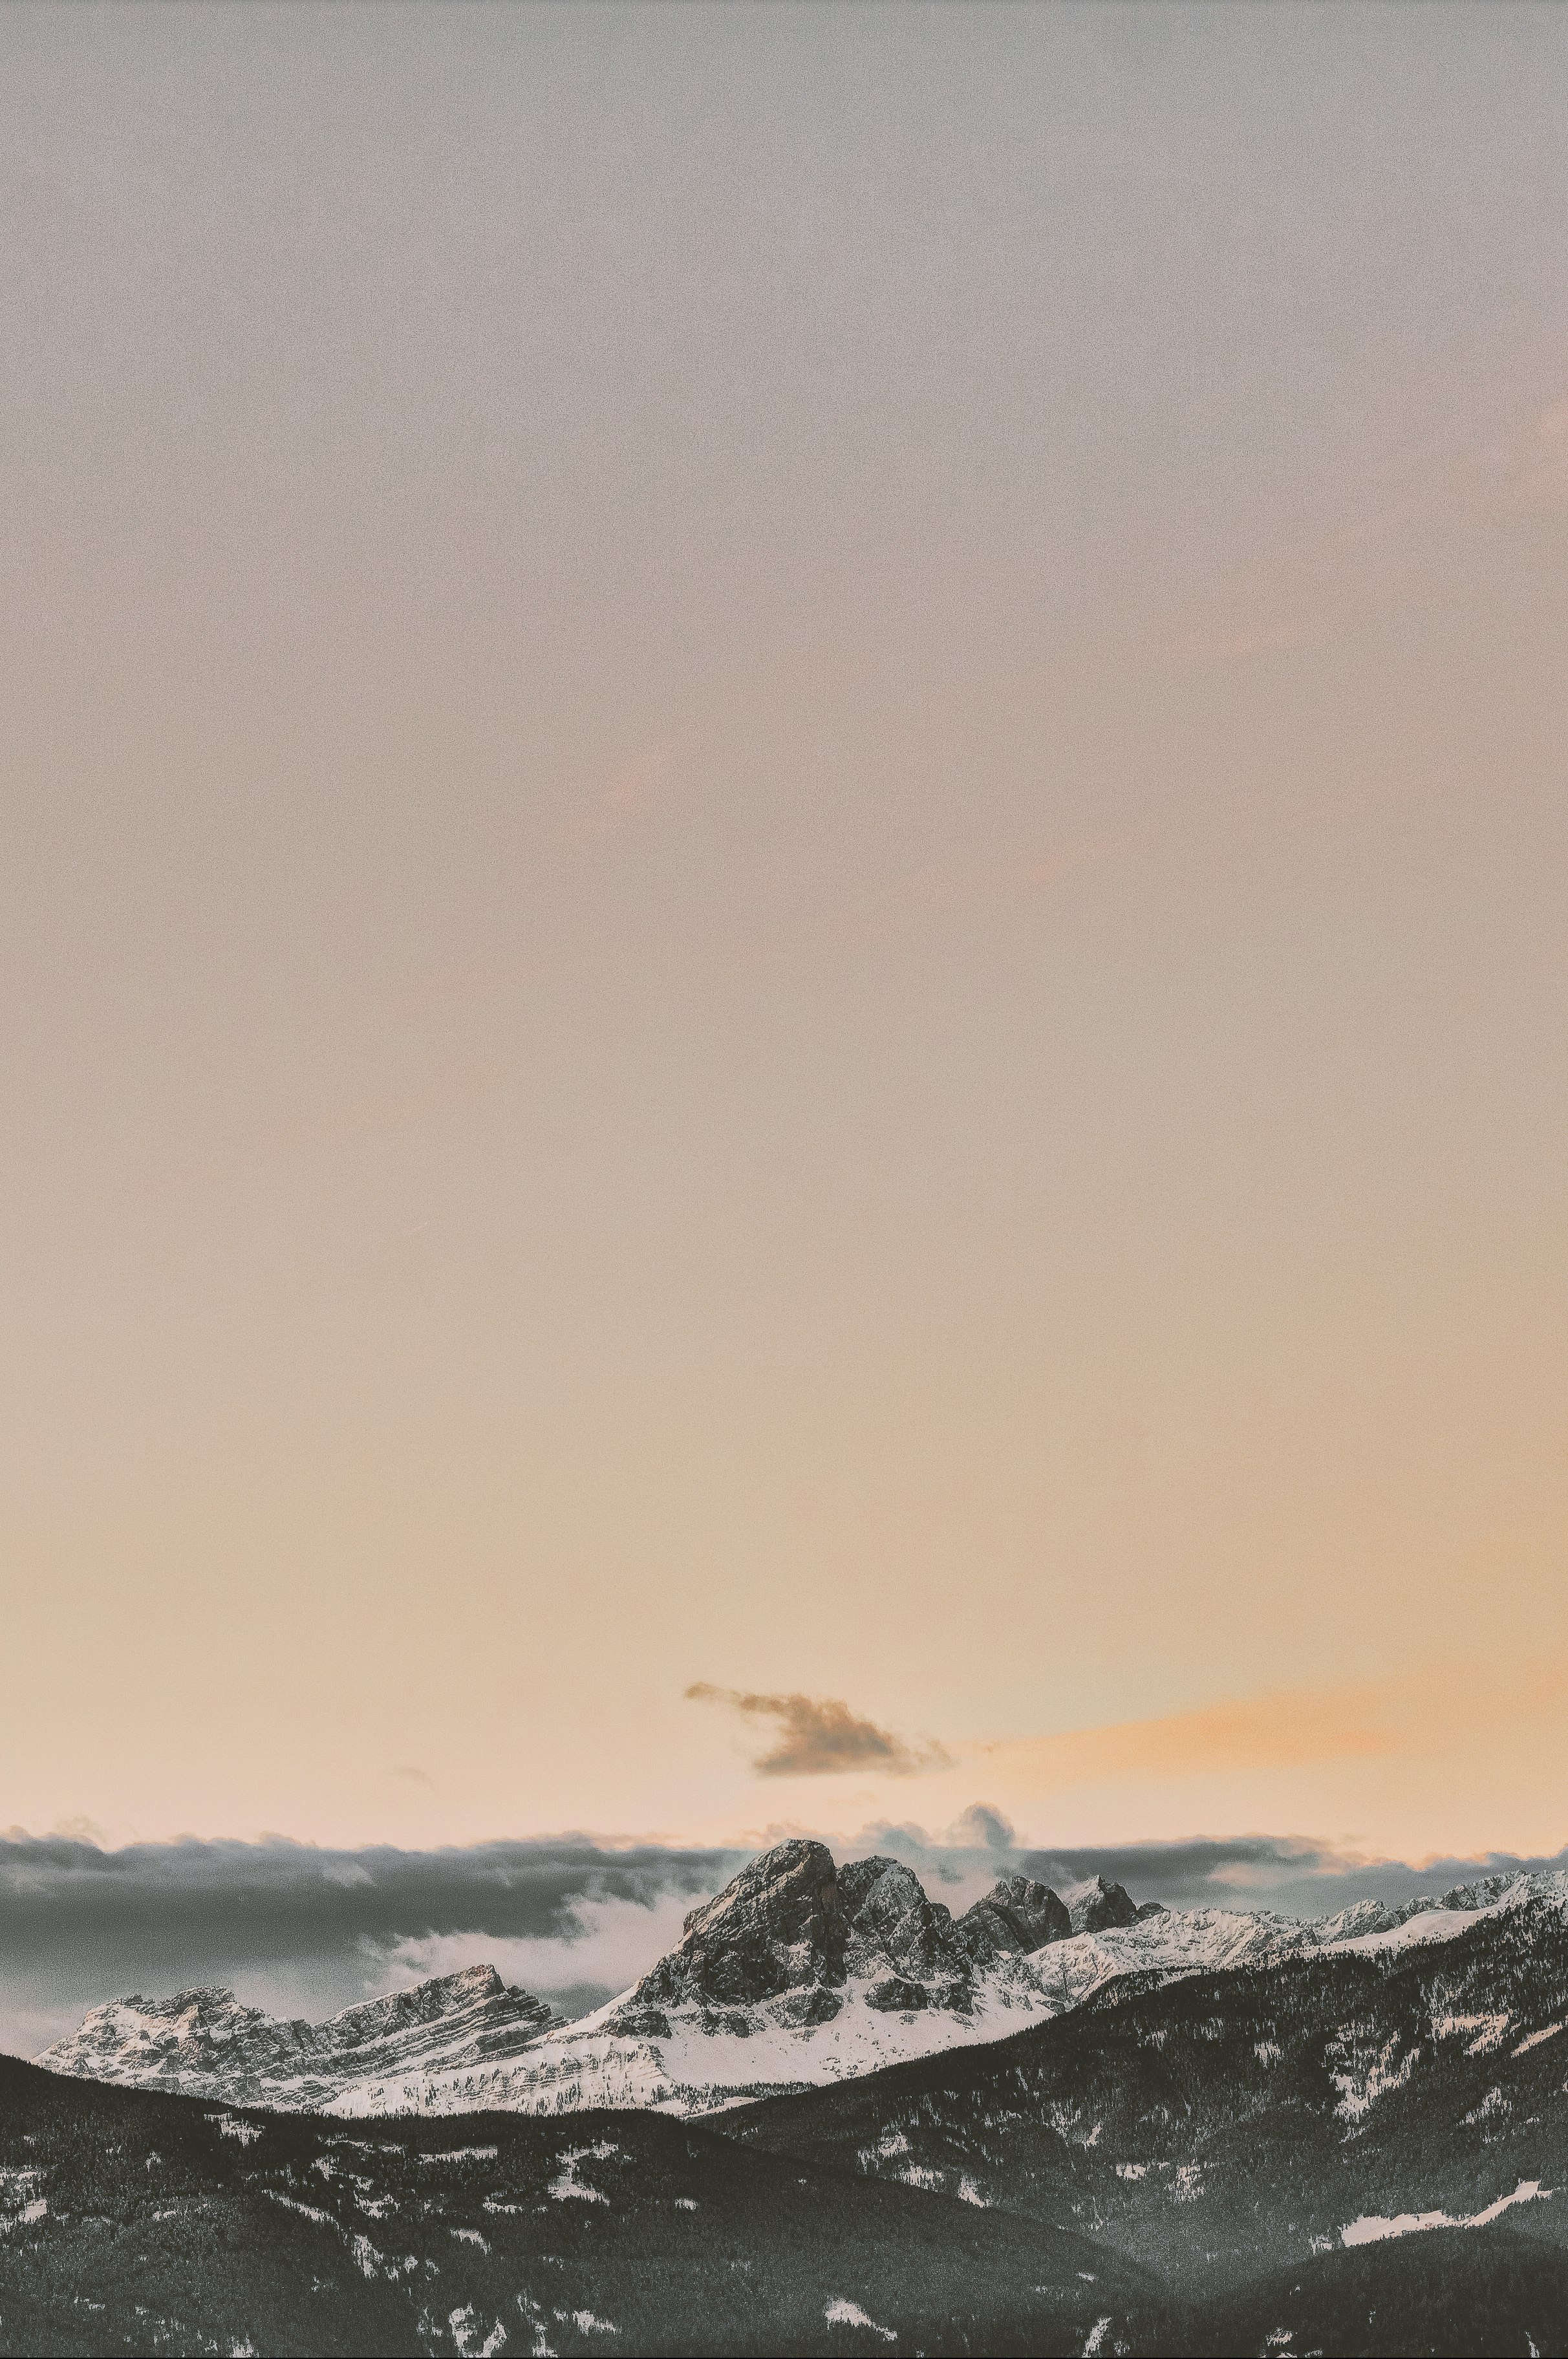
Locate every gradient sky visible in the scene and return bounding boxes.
[5,3,1566,1869]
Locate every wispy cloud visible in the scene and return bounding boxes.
[984,1655,1568,1798]
[985,1682,1396,1790]
[685,1684,952,1778]
[848,1817,1568,1922]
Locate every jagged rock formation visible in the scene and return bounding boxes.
[615,1838,846,2032]
[840,1857,972,2007]
[610,1847,1060,2037]
[956,1874,1072,1963]
[1063,1873,1140,1934]
[32,1843,1117,2113]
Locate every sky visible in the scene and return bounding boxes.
[4,0,1567,1983]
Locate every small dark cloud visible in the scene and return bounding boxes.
[949,1804,1016,1853]
[392,1766,435,1788]
[685,1685,951,1778]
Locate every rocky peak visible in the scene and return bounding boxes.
[1063,1875,1140,1934]
[138,1988,259,2033]
[40,1988,316,2087]
[320,1966,555,2055]
[840,1857,972,2006]
[630,1838,846,2019]
[956,1875,1071,1962]
[613,1841,997,2031]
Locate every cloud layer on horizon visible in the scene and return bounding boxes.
[0,1833,741,2054]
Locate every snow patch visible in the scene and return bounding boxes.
[547,2142,618,2203]
[898,2163,943,2191]
[1342,2205,1454,2246]
[1340,2179,1549,2245]
[1327,1908,1486,1957]
[208,2113,263,2144]
[824,2297,896,2341]
[1472,2180,1549,2226]
[264,2192,333,2226]
[1329,2032,1420,2124]
[448,2306,510,2357]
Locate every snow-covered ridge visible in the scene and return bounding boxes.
[36,1963,559,2112]
[35,1851,1568,2122]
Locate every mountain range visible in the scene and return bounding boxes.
[36,1838,1563,2121]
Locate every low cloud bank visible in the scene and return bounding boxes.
[5,1823,1563,2060]
[0,1833,742,2055]
[863,1818,1568,1923]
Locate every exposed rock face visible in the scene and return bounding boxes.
[1064,1875,1139,1934]
[769,1987,844,2028]
[956,1875,1071,1962]
[621,1838,846,2019]
[44,1988,306,2093]
[865,1976,929,2012]
[319,1966,557,2059]
[618,1846,999,2031]
[840,1857,972,2005]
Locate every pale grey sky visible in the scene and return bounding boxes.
[4,4,1567,1858]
